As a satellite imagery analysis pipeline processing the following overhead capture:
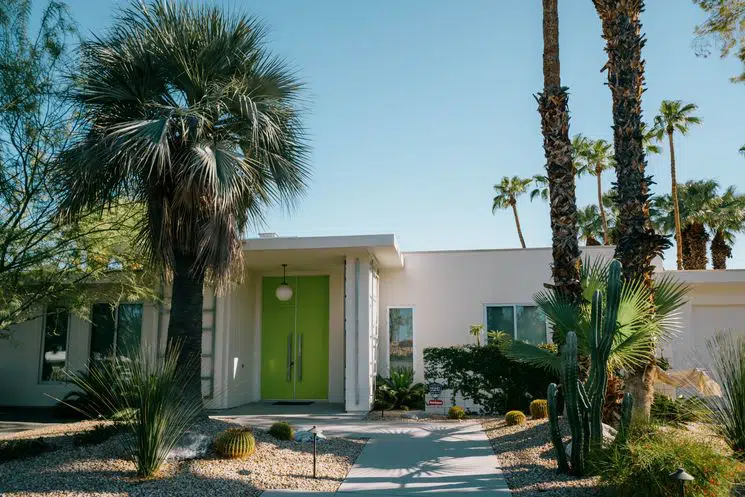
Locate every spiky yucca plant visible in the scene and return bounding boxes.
[56,0,309,399]
[707,332,745,459]
[65,344,202,477]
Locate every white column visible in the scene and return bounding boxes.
[344,257,373,412]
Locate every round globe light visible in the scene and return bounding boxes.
[275,283,293,301]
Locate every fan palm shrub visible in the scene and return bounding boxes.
[55,0,309,400]
[65,345,202,477]
[507,257,689,382]
[376,368,425,410]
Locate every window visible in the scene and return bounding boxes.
[486,304,547,345]
[90,303,143,361]
[389,307,413,372]
[40,308,69,382]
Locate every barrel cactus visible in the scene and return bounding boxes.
[215,428,255,459]
[268,421,294,441]
[505,410,526,426]
[529,399,548,419]
[448,406,466,420]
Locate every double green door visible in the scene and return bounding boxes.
[261,275,329,400]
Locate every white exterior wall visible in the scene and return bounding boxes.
[660,281,745,371]
[0,304,159,407]
[378,246,615,381]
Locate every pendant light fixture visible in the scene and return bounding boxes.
[275,264,293,301]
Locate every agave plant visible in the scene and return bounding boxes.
[507,257,690,376]
[377,368,425,410]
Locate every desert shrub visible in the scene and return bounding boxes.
[707,332,745,458]
[73,424,121,446]
[56,360,127,419]
[215,428,255,459]
[448,406,465,420]
[529,399,548,419]
[374,368,425,411]
[651,394,707,426]
[268,421,294,441]
[0,438,52,462]
[424,344,557,414]
[65,344,202,477]
[505,410,526,426]
[590,426,741,497]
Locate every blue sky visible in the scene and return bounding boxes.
[58,1,745,268]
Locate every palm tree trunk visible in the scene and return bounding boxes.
[669,131,684,270]
[681,225,692,269]
[711,229,731,269]
[594,0,670,422]
[538,0,581,305]
[167,250,206,404]
[686,222,708,270]
[511,202,527,248]
[596,168,609,244]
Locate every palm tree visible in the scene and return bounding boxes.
[55,1,309,400]
[575,136,614,244]
[530,173,550,203]
[641,122,662,156]
[709,187,745,269]
[593,0,670,420]
[492,176,532,248]
[652,100,703,270]
[537,0,581,303]
[577,205,604,246]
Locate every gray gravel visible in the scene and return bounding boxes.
[482,418,602,497]
[0,418,366,496]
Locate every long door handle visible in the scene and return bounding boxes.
[286,333,294,382]
[297,334,303,382]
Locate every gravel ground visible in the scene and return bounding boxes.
[0,418,366,496]
[482,418,602,497]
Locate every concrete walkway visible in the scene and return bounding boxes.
[261,421,511,497]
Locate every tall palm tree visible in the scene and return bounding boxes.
[576,204,604,246]
[641,122,662,156]
[593,0,670,420]
[492,176,532,248]
[537,0,581,304]
[652,100,703,270]
[55,1,309,400]
[709,186,745,269]
[575,136,614,244]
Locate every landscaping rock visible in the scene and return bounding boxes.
[295,430,327,443]
[168,432,211,460]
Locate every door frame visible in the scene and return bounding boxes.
[256,271,333,401]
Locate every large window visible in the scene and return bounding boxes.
[40,307,69,382]
[486,304,547,345]
[389,307,413,372]
[90,303,143,361]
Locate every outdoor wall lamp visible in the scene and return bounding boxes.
[275,264,293,301]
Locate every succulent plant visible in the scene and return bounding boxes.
[505,410,526,426]
[448,406,466,420]
[215,428,255,459]
[268,421,294,441]
[529,399,549,419]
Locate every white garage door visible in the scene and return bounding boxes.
[689,305,745,371]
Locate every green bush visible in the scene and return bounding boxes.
[0,438,52,462]
[529,399,548,419]
[73,424,121,446]
[651,394,707,426]
[268,421,294,441]
[448,406,465,420]
[505,410,526,426]
[707,332,745,457]
[65,344,202,478]
[424,344,557,414]
[590,426,741,497]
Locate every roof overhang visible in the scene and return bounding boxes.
[241,234,403,270]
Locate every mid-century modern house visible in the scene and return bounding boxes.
[1,234,744,411]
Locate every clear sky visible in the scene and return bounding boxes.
[56,0,745,268]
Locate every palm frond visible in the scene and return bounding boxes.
[506,340,562,375]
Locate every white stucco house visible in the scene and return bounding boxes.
[1,234,744,411]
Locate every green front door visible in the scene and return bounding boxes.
[261,276,329,400]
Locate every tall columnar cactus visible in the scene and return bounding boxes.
[546,259,632,476]
[547,383,569,472]
[616,392,634,445]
